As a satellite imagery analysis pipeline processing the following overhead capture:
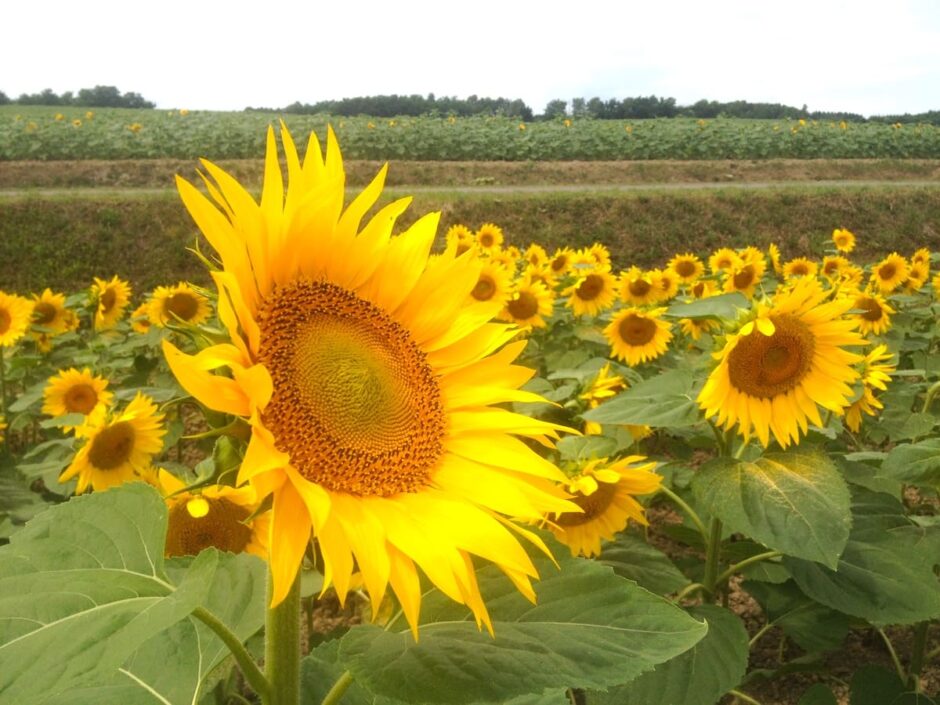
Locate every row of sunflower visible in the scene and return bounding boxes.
[1,128,938,704]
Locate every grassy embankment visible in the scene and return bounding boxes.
[1,159,939,292]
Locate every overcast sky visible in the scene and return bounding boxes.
[3,0,939,117]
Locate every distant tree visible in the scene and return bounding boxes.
[541,99,568,119]
[0,90,9,105]
[571,98,587,117]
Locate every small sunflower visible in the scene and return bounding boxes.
[130,302,152,334]
[870,253,908,294]
[524,244,549,268]
[469,261,513,307]
[444,224,474,249]
[489,248,519,272]
[548,248,575,276]
[0,417,6,446]
[586,243,612,271]
[650,269,680,302]
[723,259,765,298]
[42,367,113,434]
[59,393,166,493]
[604,307,673,366]
[768,243,783,275]
[31,289,72,335]
[500,280,554,330]
[821,255,851,281]
[548,456,661,557]
[563,270,618,317]
[844,345,895,433]
[689,279,717,299]
[738,247,767,269]
[783,258,818,280]
[148,282,212,327]
[668,253,704,283]
[476,223,504,253]
[911,248,931,267]
[680,317,720,341]
[159,469,270,559]
[92,275,132,331]
[905,261,930,292]
[619,267,659,306]
[521,265,557,292]
[709,248,742,275]
[832,228,856,253]
[698,279,866,448]
[0,291,35,347]
[851,291,894,335]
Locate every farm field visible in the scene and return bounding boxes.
[1,117,939,705]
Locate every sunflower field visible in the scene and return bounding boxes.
[1,125,939,705]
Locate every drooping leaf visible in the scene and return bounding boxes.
[881,439,940,487]
[597,532,690,594]
[583,369,701,428]
[799,683,839,705]
[691,450,852,568]
[849,665,907,705]
[665,292,749,320]
[743,580,849,653]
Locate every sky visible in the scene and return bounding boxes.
[2,0,940,117]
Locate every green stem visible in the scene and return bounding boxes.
[714,551,783,586]
[264,571,302,705]
[320,671,354,705]
[702,518,723,597]
[908,621,930,691]
[192,607,269,701]
[673,582,705,603]
[922,380,940,414]
[877,628,907,685]
[0,346,7,416]
[925,644,940,663]
[728,689,763,705]
[657,485,709,544]
[748,621,777,649]
[708,421,728,456]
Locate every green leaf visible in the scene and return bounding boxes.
[691,450,852,568]
[892,695,938,705]
[799,683,838,705]
[0,484,216,704]
[583,369,701,428]
[38,412,86,429]
[586,605,748,705]
[556,435,617,461]
[881,439,940,487]
[336,547,707,705]
[743,580,849,653]
[597,532,690,594]
[849,665,906,705]
[787,489,940,625]
[0,464,47,523]
[665,292,749,320]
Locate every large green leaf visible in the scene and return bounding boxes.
[880,439,940,487]
[799,683,839,705]
[849,665,907,705]
[597,532,691,594]
[691,450,852,568]
[665,292,749,320]
[335,546,707,705]
[743,580,849,653]
[586,604,748,705]
[787,489,940,625]
[0,484,217,704]
[583,369,701,428]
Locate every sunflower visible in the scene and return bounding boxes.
[586,243,612,271]
[31,289,72,335]
[870,253,908,294]
[738,246,767,269]
[821,255,851,281]
[444,224,474,250]
[524,244,548,268]
[148,282,212,327]
[850,291,894,335]
[489,248,519,272]
[579,365,651,441]
[91,275,132,330]
[548,247,575,276]
[42,367,113,434]
[475,222,504,253]
[548,456,661,557]
[605,307,673,366]
[619,267,659,306]
[689,279,717,299]
[163,126,575,634]
[933,271,940,298]
[0,291,34,347]
[521,265,557,292]
[563,270,618,317]
[768,243,783,275]
[468,261,513,307]
[832,228,856,253]
[844,345,895,432]
[500,279,555,330]
[723,259,766,298]
[59,392,166,493]
[650,269,680,302]
[905,261,930,292]
[158,469,270,559]
[709,248,742,275]
[698,279,866,448]
[130,302,152,334]
[911,248,931,268]
[668,253,704,283]
[783,258,818,280]
[680,317,720,341]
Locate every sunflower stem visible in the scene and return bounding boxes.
[657,485,709,545]
[714,550,783,586]
[908,621,930,691]
[264,570,302,705]
[702,517,723,598]
[877,628,908,685]
[320,671,354,705]
[0,346,7,417]
[192,607,269,701]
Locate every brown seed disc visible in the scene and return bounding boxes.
[87,421,136,470]
[507,291,539,320]
[64,383,99,415]
[629,279,652,297]
[555,481,618,527]
[165,292,199,321]
[577,274,605,301]
[618,314,657,346]
[165,498,252,556]
[727,314,815,398]
[471,275,497,302]
[34,302,58,325]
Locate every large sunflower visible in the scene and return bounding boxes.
[604,307,673,366]
[163,126,575,634]
[42,367,113,435]
[148,282,212,328]
[0,291,34,347]
[698,279,866,448]
[92,275,132,330]
[548,456,661,558]
[59,392,165,493]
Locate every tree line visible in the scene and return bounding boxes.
[0,86,155,109]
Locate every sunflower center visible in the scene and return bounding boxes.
[675,260,697,277]
[629,279,652,297]
[87,421,136,470]
[823,260,839,275]
[732,265,756,289]
[258,280,445,496]
[100,288,116,313]
[727,314,815,398]
[0,309,10,334]
[165,292,199,321]
[879,263,896,280]
[577,274,605,300]
[456,241,472,256]
[64,383,99,415]
[858,297,883,321]
[507,291,539,320]
[555,481,618,526]
[471,275,497,302]
[479,233,495,248]
[34,302,57,325]
[618,314,657,345]
[165,498,252,557]
[550,255,568,272]
[790,263,809,276]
